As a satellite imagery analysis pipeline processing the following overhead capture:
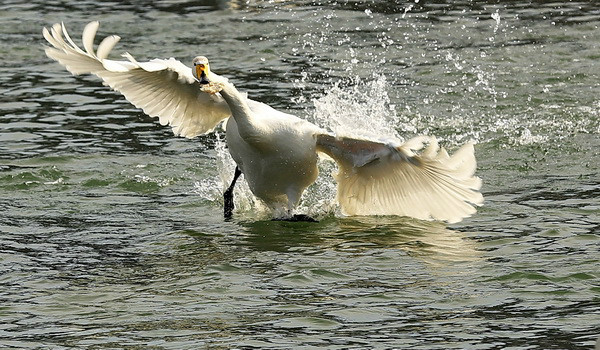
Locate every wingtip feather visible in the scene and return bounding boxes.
[96,35,120,60]
[82,21,100,58]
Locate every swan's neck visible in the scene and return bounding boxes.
[218,82,265,143]
[219,82,252,122]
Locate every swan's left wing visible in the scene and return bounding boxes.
[43,21,230,138]
[316,134,483,223]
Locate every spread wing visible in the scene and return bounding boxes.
[317,134,483,223]
[43,21,231,138]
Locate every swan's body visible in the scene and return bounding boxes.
[223,86,322,213]
[43,21,484,223]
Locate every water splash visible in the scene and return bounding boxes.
[192,177,221,203]
[514,128,549,146]
[491,10,501,34]
[311,74,403,144]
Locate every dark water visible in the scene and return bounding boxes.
[1,1,599,349]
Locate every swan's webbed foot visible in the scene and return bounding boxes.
[272,214,318,223]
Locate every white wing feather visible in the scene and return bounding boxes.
[317,135,483,223]
[43,21,230,138]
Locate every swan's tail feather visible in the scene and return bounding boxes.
[316,134,483,223]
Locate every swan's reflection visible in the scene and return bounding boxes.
[235,216,480,267]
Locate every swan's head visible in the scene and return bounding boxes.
[193,56,227,94]
[192,56,211,84]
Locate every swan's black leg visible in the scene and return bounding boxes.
[224,166,242,219]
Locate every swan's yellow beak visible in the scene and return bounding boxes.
[195,64,205,79]
[196,64,210,84]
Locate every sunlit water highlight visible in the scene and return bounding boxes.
[1,1,599,349]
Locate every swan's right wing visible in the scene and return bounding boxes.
[43,21,231,138]
[316,134,483,223]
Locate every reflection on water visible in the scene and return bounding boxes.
[1,0,599,349]
[239,216,480,265]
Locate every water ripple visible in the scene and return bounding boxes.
[1,1,599,349]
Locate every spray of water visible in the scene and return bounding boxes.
[311,74,403,144]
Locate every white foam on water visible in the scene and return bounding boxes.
[514,128,549,146]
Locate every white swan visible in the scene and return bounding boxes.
[43,21,483,223]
